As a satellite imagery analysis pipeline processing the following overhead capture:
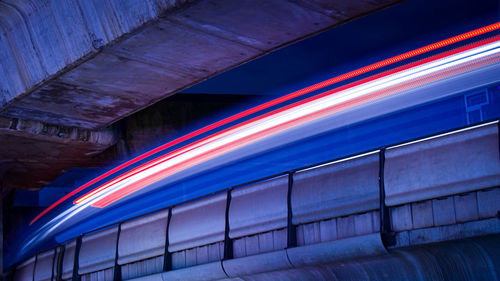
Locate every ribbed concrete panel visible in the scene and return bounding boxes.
[14,256,35,281]
[79,226,118,275]
[223,250,292,278]
[169,193,226,252]
[390,186,500,247]
[7,0,69,72]
[477,188,500,218]
[62,240,76,280]
[292,151,380,225]
[0,2,45,102]
[162,261,227,281]
[411,201,433,229]
[390,205,413,232]
[287,233,386,267]
[80,268,113,281]
[121,256,164,280]
[171,242,224,269]
[232,229,287,258]
[118,209,168,265]
[219,236,500,281]
[296,211,380,246]
[34,0,92,62]
[393,218,500,248]
[0,34,23,105]
[76,0,183,45]
[34,250,55,281]
[385,123,500,206]
[128,275,163,281]
[432,197,456,226]
[229,175,288,239]
[53,248,62,281]
[43,235,500,281]
[2,0,91,76]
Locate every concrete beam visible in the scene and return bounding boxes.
[0,116,116,190]
[0,0,399,129]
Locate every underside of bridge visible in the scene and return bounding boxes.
[1,0,402,273]
[2,0,500,279]
[0,0,399,193]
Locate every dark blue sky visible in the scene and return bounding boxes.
[182,0,500,96]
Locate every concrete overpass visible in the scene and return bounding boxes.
[10,122,500,280]
[2,0,500,279]
[0,0,398,191]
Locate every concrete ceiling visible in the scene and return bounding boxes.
[0,116,115,192]
[0,0,399,130]
[182,0,500,97]
[0,0,400,192]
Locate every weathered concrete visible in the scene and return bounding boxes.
[216,235,500,281]
[0,116,116,190]
[0,92,250,192]
[0,0,399,129]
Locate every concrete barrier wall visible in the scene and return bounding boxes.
[33,250,55,281]
[78,227,118,275]
[13,257,35,281]
[229,175,288,239]
[292,151,380,225]
[61,240,76,280]
[385,123,500,206]
[169,193,227,252]
[118,210,169,266]
[13,122,500,281]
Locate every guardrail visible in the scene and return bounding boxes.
[10,119,500,281]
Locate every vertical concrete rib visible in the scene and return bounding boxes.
[379,148,394,246]
[50,249,56,281]
[287,172,297,248]
[1,1,48,77]
[55,246,64,281]
[72,237,82,281]
[32,255,37,281]
[163,208,173,271]
[113,224,122,281]
[223,190,233,260]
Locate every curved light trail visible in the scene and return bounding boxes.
[77,37,500,208]
[30,22,500,225]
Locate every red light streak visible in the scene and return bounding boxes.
[30,22,500,225]
[86,35,500,207]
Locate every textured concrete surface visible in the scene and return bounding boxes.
[0,0,398,193]
[0,115,116,191]
[10,122,500,278]
[0,0,399,129]
[0,92,250,193]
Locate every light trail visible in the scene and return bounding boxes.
[75,38,500,208]
[30,22,500,225]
